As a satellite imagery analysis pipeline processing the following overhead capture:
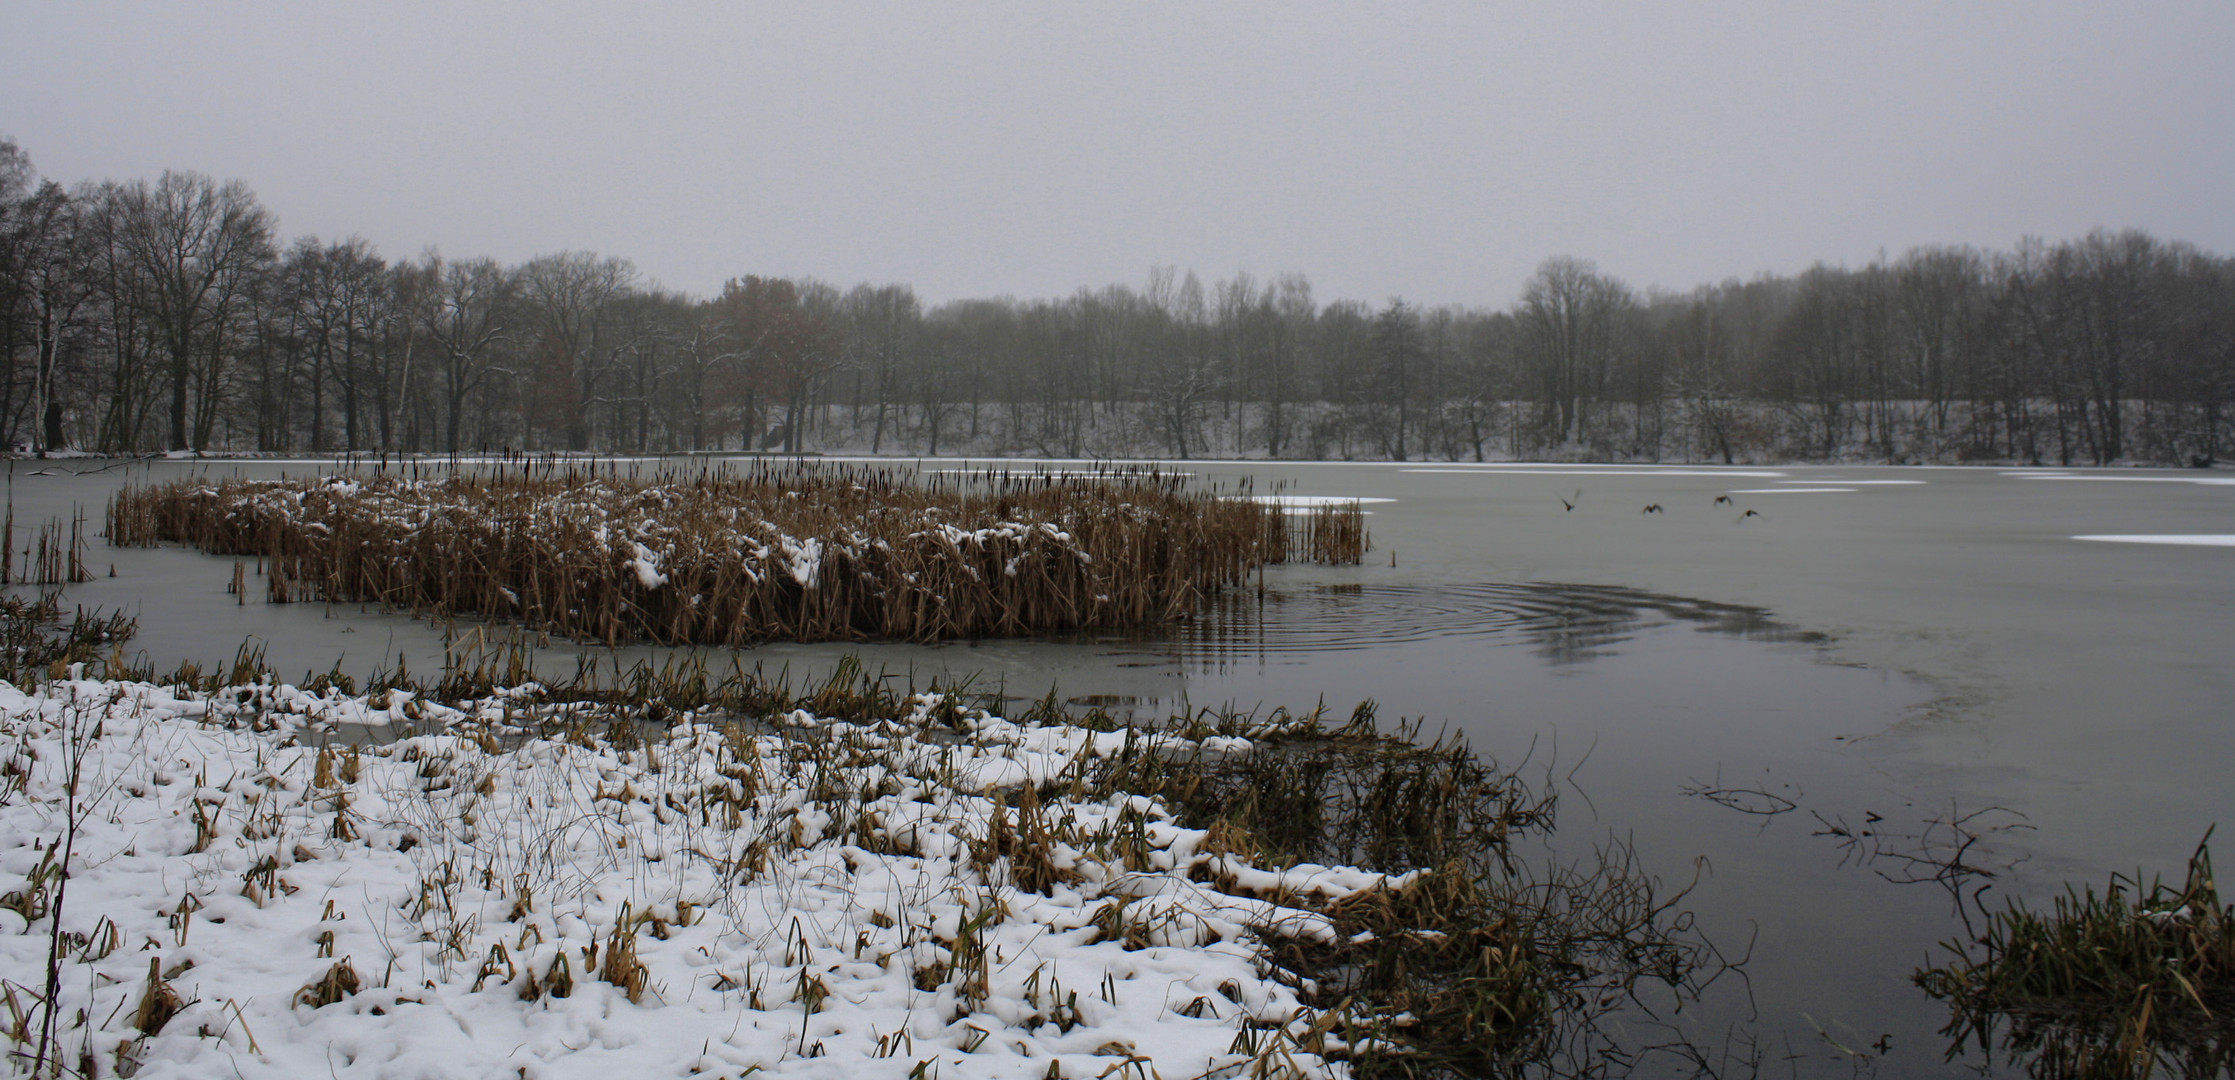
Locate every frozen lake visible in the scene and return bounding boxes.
[9,454,2231,1074]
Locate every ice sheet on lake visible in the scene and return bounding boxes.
[1240,495,1394,506]
[928,468,1196,477]
[1724,487,1858,494]
[2010,474,2235,485]
[1403,467,1787,477]
[2072,534,2235,547]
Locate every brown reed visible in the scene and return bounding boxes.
[107,462,1366,646]
[9,512,92,587]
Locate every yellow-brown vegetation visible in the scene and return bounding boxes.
[107,462,1366,645]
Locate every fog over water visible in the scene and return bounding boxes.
[11,455,2230,1072]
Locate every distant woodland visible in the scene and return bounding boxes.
[3,140,2230,465]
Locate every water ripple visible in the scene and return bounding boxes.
[1176,581,1822,664]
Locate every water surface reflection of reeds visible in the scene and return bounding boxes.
[1183,582,1824,666]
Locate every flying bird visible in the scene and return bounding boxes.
[1641,504,1664,514]
[1559,490,1581,512]
[1741,509,1761,519]
[1714,495,1733,506]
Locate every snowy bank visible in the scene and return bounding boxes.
[0,678,1457,1079]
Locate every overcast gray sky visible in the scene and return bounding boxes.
[5,2,2231,307]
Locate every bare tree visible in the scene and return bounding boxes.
[3,169,94,451]
[671,297,740,451]
[102,171,274,450]
[415,253,516,453]
[1896,246,1990,452]
[1260,273,1313,457]
[838,284,920,454]
[1369,299,1424,460]
[714,276,838,452]
[520,251,635,449]
[1519,256,1632,448]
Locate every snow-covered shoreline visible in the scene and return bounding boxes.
[0,676,1417,1079]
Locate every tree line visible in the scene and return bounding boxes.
[3,138,2229,465]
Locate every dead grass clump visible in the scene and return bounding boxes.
[108,462,1362,646]
[293,960,361,1009]
[1288,867,1550,1070]
[0,595,139,685]
[1095,723,1547,872]
[600,905,649,1003]
[970,784,1080,895]
[520,954,574,1002]
[1087,718,1716,1076]
[1275,835,1715,1078]
[133,957,185,1034]
[1915,833,2235,1079]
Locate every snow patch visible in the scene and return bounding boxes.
[0,679,1399,1079]
[626,542,668,589]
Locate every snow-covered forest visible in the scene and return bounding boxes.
[3,138,2230,466]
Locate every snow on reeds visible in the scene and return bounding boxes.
[0,658,1722,1080]
[106,463,1367,645]
[0,675,1346,1077]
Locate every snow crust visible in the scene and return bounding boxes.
[0,679,1403,1078]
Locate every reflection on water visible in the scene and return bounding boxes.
[1181,580,1824,666]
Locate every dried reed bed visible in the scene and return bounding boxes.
[107,463,1365,646]
[1287,500,1367,566]
[2,507,93,586]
